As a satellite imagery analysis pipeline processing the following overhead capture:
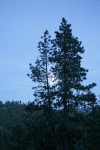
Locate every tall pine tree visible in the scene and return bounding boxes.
[49,18,96,150]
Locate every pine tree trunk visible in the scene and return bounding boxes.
[46,48,51,108]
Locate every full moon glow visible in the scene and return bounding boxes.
[51,75,56,82]
[48,75,57,87]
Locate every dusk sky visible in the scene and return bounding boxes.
[0,0,100,103]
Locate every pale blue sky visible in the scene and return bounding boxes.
[0,0,100,102]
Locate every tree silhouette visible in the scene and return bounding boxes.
[28,30,53,108]
[49,18,96,150]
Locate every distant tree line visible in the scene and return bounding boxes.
[0,18,99,150]
[0,100,100,150]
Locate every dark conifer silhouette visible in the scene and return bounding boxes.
[49,18,96,150]
[28,30,53,108]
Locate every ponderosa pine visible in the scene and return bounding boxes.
[49,18,96,150]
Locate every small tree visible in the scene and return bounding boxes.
[28,30,53,108]
[49,18,96,150]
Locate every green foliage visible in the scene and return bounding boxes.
[49,18,96,109]
[0,101,100,149]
